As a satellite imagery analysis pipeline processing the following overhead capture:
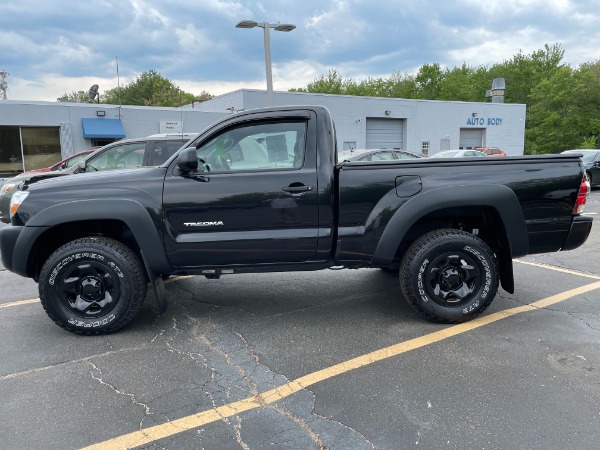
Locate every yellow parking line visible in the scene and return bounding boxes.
[514,259,600,280]
[82,280,600,450]
[0,298,39,308]
[0,277,191,310]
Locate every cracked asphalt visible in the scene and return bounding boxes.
[1,192,599,450]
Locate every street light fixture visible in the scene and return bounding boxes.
[236,19,296,107]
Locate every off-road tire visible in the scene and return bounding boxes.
[399,229,499,324]
[39,237,147,335]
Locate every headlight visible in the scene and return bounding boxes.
[0,182,16,196]
[10,191,29,218]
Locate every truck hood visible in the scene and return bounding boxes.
[28,167,163,193]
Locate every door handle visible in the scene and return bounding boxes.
[282,185,314,194]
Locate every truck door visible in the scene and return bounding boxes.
[162,116,320,267]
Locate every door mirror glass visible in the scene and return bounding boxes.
[176,147,199,175]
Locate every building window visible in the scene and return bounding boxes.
[91,138,119,147]
[0,126,23,175]
[421,141,430,156]
[343,141,357,151]
[21,127,61,172]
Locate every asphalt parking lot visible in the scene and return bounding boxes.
[1,193,599,450]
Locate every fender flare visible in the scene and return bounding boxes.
[371,184,529,269]
[14,199,172,278]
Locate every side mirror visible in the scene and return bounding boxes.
[176,147,199,175]
[76,159,87,173]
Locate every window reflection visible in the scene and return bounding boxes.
[21,127,61,171]
[0,126,23,175]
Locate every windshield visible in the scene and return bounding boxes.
[579,152,598,163]
[55,152,91,171]
[564,151,598,163]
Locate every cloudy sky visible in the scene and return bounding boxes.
[2,0,600,102]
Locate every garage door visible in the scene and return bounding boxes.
[366,118,404,149]
[459,128,484,149]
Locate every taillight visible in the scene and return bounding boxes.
[573,174,590,214]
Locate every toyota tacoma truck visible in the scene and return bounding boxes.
[0,106,593,335]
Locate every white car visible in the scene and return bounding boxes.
[430,150,487,158]
[339,148,423,162]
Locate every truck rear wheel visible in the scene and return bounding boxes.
[39,237,147,335]
[399,229,499,323]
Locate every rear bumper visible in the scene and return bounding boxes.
[562,215,593,251]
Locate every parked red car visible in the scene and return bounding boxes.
[22,149,97,175]
[475,147,507,157]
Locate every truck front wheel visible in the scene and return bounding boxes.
[39,237,148,335]
[399,229,499,323]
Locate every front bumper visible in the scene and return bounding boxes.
[562,215,593,251]
[0,225,23,272]
[0,225,50,277]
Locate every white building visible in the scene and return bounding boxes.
[0,101,226,176]
[193,89,526,156]
[0,90,525,176]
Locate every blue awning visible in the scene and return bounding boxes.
[81,118,126,139]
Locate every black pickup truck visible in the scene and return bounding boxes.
[0,106,593,335]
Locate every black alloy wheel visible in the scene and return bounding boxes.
[424,252,482,307]
[59,260,121,318]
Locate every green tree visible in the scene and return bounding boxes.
[287,44,600,155]
[388,71,418,99]
[526,64,600,153]
[290,68,346,94]
[490,43,565,104]
[193,90,213,102]
[437,64,490,102]
[57,90,91,103]
[101,70,198,107]
[415,63,444,99]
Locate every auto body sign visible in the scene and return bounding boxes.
[466,117,503,126]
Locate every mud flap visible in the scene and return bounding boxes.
[141,251,168,314]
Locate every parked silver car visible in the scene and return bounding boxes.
[430,150,487,158]
[0,134,197,223]
[339,148,423,162]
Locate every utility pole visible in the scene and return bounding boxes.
[0,71,8,100]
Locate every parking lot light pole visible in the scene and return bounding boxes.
[236,20,296,107]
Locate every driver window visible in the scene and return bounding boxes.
[196,121,306,172]
[87,142,146,171]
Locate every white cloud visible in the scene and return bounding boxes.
[7,74,119,102]
[2,0,600,102]
[446,26,558,67]
[175,25,217,51]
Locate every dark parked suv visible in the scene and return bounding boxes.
[561,149,600,187]
[0,134,196,223]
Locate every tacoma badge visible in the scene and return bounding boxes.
[183,221,224,227]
